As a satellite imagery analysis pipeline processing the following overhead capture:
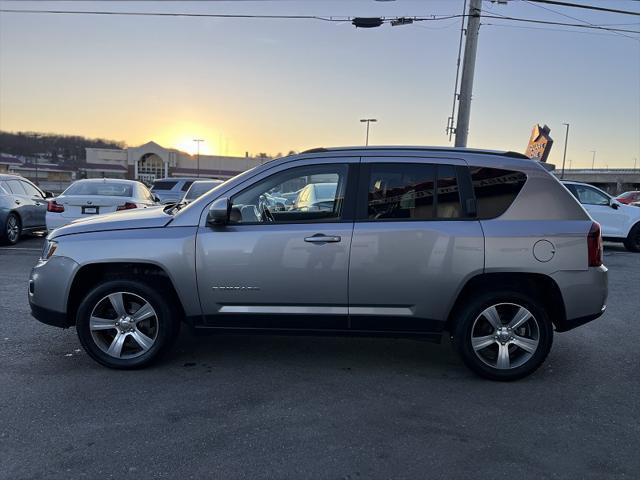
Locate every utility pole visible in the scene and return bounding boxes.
[454,0,482,148]
[360,119,377,146]
[193,139,204,178]
[591,150,597,170]
[561,123,570,179]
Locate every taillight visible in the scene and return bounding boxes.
[116,202,138,211]
[47,200,64,213]
[587,222,603,267]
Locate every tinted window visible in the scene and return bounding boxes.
[63,182,133,197]
[151,181,177,191]
[470,167,527,219]
[231,164,348,224]
[570,184,610,206]
[436,165,462,219]
[21,181,42,198]
[181,181,194,192]
[367,163,463,220]
[6,179,26,195]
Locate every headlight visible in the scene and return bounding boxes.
[41,240,58,261]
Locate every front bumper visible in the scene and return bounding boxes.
[28,255,79,328]
[29,302,73,328]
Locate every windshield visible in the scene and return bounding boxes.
[63,182,133,197]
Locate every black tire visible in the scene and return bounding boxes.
[1,212,21,245]
[76,279,180,369]
[623,223,640,252]
[452,290,553,381]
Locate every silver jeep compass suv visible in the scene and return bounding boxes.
[29,147,608,381]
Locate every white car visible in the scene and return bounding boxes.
[46,179,159,230]
[563,180,640,252]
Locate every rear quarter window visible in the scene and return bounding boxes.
[470,167,527,219]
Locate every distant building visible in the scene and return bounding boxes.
[85,141,262,184]
[0,154,76,193]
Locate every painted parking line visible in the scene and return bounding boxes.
[0,247,42,251]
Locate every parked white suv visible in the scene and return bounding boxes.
[563,181,640,252]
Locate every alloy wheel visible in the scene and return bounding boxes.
[89,291,159,359]
[470,303,540,370]
[6,216,19,243]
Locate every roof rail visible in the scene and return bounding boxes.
[300,147,329,154]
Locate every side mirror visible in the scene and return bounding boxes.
[610,200,620,210]
[44,191,54,198]
[207,197,231,226]
[153,195,161,203]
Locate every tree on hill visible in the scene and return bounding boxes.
[0,131,125,167]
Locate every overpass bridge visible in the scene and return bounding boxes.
[551,169,640,195]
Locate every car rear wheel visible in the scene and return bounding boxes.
[1,213,21,245]
[623,223,640,252]
[76,279,180,369]
[452,291,553,381]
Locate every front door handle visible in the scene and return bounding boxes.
[304,234,341,243]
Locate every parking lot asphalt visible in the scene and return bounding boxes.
[1,236,639,480]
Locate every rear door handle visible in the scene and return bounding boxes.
[15,199,21,205]
[304,234,341,243]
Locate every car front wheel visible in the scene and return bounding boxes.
[76,279,179,369]
[453,291,553,381]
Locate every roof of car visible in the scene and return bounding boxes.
[154,177,203,182]
[0,173,27,180]
[72,178,141,184]
[299,146,530,160]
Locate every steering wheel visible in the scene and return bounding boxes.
[258,195,275,222]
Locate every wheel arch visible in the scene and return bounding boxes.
[67,262,187,326]
[446,272,567,332]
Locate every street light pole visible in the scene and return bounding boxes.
[360,119,377,146]
[560,123,570,179]
[193,139,204,178]
[591,150,597,170]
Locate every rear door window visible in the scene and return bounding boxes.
[365,163,464,221]
[469,167,527,219]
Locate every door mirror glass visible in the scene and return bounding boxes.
[207,197,230,226]
[44,191,54,198]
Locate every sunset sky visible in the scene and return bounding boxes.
[0,0,638,168]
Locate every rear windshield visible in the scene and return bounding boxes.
[64,182,133,197]
[151,181,177,191]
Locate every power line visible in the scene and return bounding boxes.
[481,14,640,35]
[523,0,637,40]
[0,8,637,36]
[526,0,640,16]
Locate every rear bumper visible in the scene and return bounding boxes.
[552,265,608,332]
